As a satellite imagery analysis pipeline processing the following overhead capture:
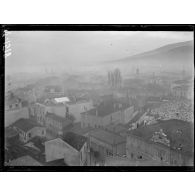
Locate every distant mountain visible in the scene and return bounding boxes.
[105,40,194,74]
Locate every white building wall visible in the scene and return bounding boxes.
[45,138,79,165]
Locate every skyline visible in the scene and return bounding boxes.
[5,31,193,74]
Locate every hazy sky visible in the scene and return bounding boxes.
[5,31,193,74]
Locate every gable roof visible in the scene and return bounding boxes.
[63,132,87,151]
[11,118,39,132]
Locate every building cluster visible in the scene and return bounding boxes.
[4,71,194,166]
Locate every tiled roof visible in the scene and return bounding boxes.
[63,132,87,151]
[11,118,38,132]
[88,129,126,145]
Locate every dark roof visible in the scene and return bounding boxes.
[11,118,39,132]
[46,112,72,126]
[63,132,87,151]
[83,100,130,117]
[130,119,194,156]
[88,129,126,145]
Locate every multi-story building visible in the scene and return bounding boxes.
[81,100,134,128]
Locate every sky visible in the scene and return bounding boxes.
[5,31,193,74]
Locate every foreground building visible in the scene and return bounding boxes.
[45,132,87,166]
[126,119,194,166]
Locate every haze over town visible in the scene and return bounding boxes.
[5,31,194,167]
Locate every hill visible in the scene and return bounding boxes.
[104,40,194,74]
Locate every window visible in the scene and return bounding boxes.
[138,155,142,159]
